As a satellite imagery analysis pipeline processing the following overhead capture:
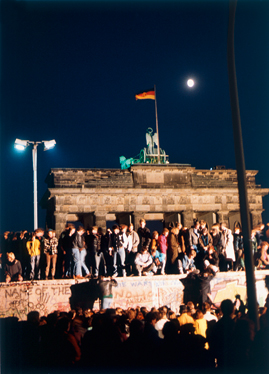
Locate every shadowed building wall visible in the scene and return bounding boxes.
[40,164,269,237]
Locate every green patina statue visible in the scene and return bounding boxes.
[120,127,169,169]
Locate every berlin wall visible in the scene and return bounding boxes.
[0,271,268,321]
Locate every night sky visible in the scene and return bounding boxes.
[1,0,269,233]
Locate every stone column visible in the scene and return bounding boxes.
[94,211,107,231]
[181,211,194,228]
[133,213,145,231]
[54,213,68,238]
[250,210,264,228]
[217,211,229,226]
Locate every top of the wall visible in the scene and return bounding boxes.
[45,164,260,190]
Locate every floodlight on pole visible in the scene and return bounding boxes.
[14,138,56,230]
[43,139,56,151]
[14,138,28,150]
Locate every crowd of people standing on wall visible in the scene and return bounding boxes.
[1,219,269,282]
[1,293,269,373]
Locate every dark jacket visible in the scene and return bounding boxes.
[137,227,151,250]
[5,259,22,279]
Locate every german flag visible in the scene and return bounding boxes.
[135,90,155,100]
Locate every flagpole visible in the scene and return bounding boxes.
[154,85,161,164]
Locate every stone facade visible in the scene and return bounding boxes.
[40,164,269,237]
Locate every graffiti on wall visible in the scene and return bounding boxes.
[0,272,268,320]
[112,276,184,311]
[0,282,71,320]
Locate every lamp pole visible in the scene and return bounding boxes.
[227,0,259,330]
[15,139,56,231]
[32,143,39,230]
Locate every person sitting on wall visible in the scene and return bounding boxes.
[180,248,197,274]
[135,245,157,276]
[5,252,23,283]
[150,247,166,275]
[203,245,219,273]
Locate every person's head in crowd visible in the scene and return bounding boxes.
[211,224,220,236]
[187,248,197,260]
[254,223,265,232]
[194,221,200,230]
[136,311,144,320]
[202,302,211,314]
[207,245,215,256]
[91,226,98,235]
[77,226,85,235]
[128,223,134,232]
[152,230,159,240]
[139,219,146,229]
[20,230,27,239]
[170,227,179,236]
[194,309,204,320]
[180,304,188,315]
[162,227,169,237]
[158,307,167,320]
[127,308,136,322]
[180,323,195,335]
[97,227,103,236]
[145,311,158,326]
[201,227,208,236]
[27,311,40,326]
[119,224,127,233]
[3,231,10,240]
[176,222,182,231]
[141,306,148,317]
[234,227,241,234]
[115,307,123,316]
[141,245,148,254]
[215,308,222,320]
[250,229,256,239]
[162,320,178,339]
[35,228,44,238]
[187,301,196,316]
[200,220,207,230]
[129,319,144,338]
[47,229,56,239]
[162,305,168,315]
[6,252,15,264]
[221,299,234,318]
[112,224,120,234]
[168,310,177,320]
[220,222,228,232]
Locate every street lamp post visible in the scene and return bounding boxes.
[14,138,56,230]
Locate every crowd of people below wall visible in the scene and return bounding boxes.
[1,219,269,282]
[1,295,269,373]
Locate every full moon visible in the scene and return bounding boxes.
[187,78,195,88]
